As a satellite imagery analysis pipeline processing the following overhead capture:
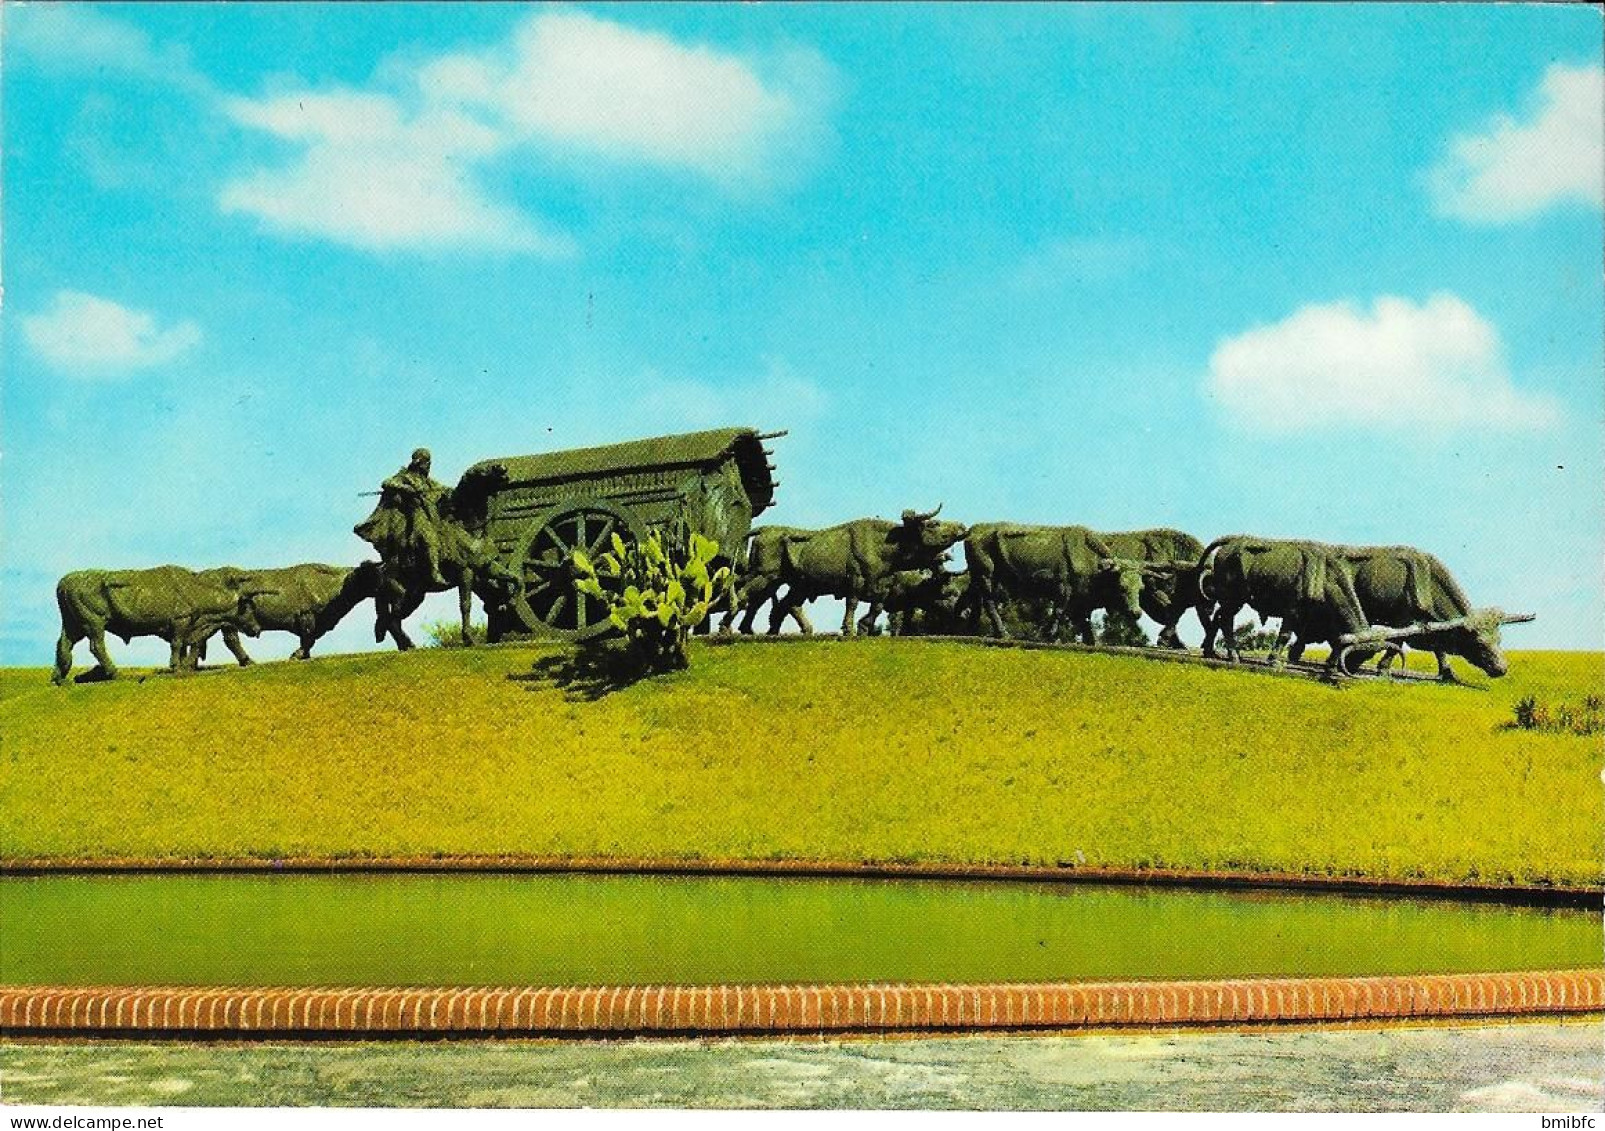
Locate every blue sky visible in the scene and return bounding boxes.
[4,3,1602,663]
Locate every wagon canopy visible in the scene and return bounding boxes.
[459,426,775,515]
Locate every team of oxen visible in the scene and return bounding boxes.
[720,511,1519,682]
[52,506,1518,685]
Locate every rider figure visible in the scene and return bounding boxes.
[384,448,449,587]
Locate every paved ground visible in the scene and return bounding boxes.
[3,1021,1601,1110]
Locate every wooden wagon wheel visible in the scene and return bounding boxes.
[512,499,646,640]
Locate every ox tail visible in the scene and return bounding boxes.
[1194,536,1238,603]
[730,527,762,573]
[1401,552,1429,619]
[1333,554,1370,633]
[54,577,79,639]
[1300,547,1327,606]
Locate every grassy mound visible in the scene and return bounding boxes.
[2,642,1599,887]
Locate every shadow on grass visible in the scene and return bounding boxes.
[510,645,655,702]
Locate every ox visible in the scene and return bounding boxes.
[963,524,1150,644]
[197,562,391,665]
[1197,536,1370,672]
[53,565,272,684]
[1094,528,1206,649]
[736,507,969,636]
[725,524,812,634]
[1287,546,1510,680]
[852,564,966,636]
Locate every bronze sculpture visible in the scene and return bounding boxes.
[192,563,389,664]
[53,566,273,683]
[1286,545,1511,680]
[1196,536,1372,671]
[359,448,450,588]
[355,459,520,650]
[963,523,1152,644]
[452,428,778,641]
[733,508,968,636]
[47,425,1534,682]
[1095,529,1208,650]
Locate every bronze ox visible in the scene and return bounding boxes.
[1197,536,1371,672]
[194,562,392,665]
[729,507,969,636]
[854,564,966,636]
[1285,545,1510,680]
[53,565,275,684]
[1095,529,1208,649]
[963,523,1156,644]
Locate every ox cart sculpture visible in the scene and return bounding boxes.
[450,427,781,642]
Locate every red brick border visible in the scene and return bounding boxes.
[2,970,1598,1036]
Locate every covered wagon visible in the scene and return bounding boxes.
[452,427,780,641]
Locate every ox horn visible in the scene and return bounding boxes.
[902,504,943,524]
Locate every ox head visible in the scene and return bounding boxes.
[234,584,279,638]
[1451,609,1510,678]
[1096,557,1149,620]
[897,504,969,556]
[1130,560,1190,614]
[348,560,386,598]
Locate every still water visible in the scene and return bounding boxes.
[2,873,1595,987]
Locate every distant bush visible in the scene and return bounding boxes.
[423,620,488,648]
[1094,611,1151,648]
[1230,617,1281,653]
[1511,694,1604,736]
[572,523,734,672]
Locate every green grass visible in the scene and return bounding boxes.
[2,641,1599,887]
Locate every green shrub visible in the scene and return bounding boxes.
[423,620,488,648]
[1094,611,1152,648]
[1231,617,1281,653]
[1511,693,1601,736]
[572,524,735,671]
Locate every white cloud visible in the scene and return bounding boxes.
[22,291,203,376]
[5,4,211,95]
[219,91,574,254]
[1205,294,1559,432]
[419,10,833,184]
[1429,63,1604,222]
[219,10,833,253]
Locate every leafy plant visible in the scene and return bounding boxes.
[1511,694,1602,736]
[423,619,488,648]
[1230,617,1281,653]
[1094,610,1152,648]
[571,523,735,671]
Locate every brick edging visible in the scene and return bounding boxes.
[3,970,1599,1037]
